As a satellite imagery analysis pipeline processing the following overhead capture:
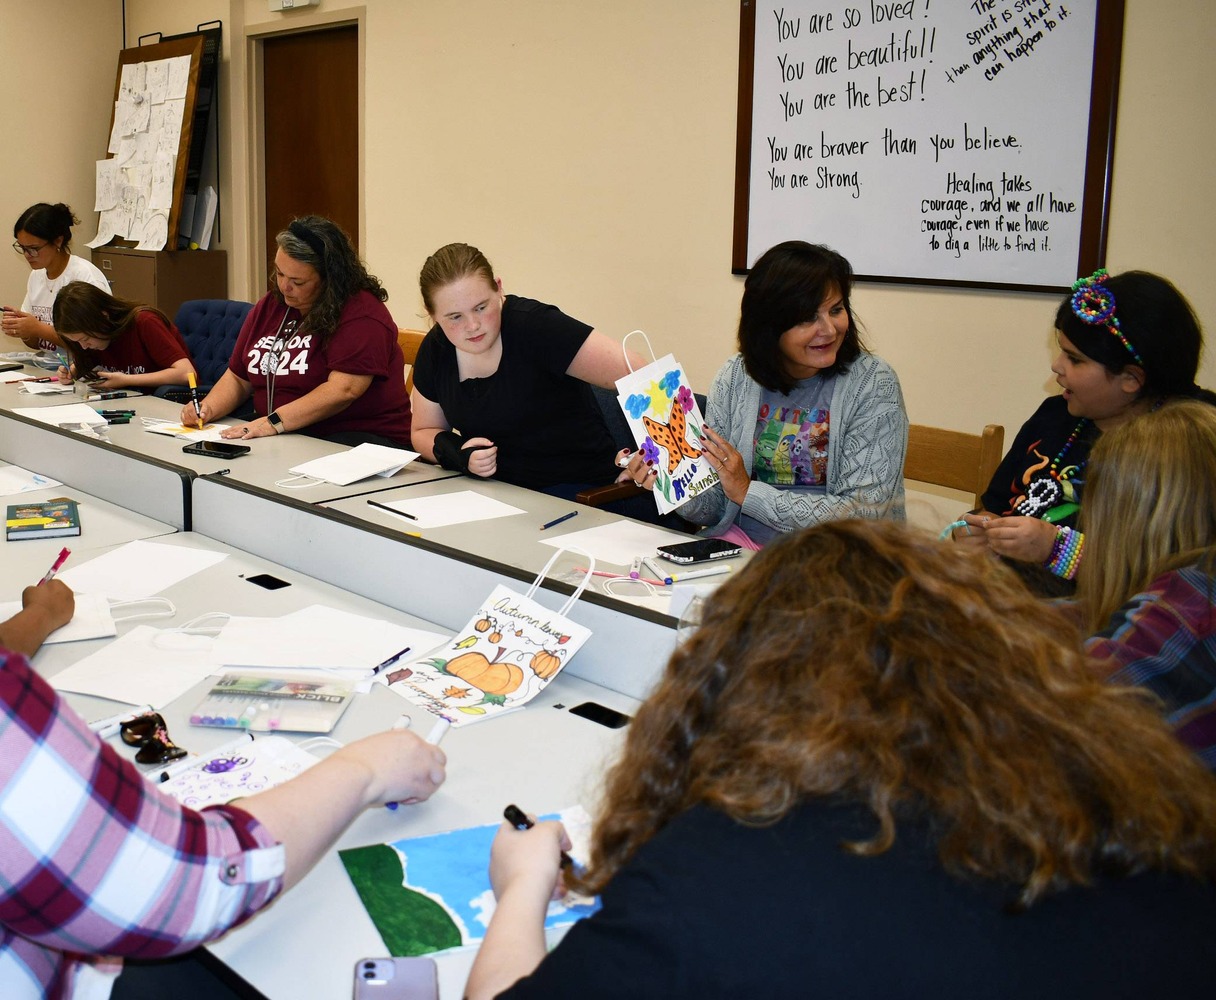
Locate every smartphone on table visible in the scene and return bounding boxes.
[353,957,439,1000]
[656,538,742,564]
[182,441,251,458]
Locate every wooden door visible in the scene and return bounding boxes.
[262,26,359,280]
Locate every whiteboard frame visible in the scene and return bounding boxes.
[731,0,1126,292]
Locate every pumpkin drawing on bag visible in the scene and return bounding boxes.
[530,648,563,680]
[436,647,524,696]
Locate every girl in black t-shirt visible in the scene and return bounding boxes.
[411,242,643,497]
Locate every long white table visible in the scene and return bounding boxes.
[1,383,676,999]
[25,529,635,1000]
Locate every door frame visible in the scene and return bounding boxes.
[241,6,366,298]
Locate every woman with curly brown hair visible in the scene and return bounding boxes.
[467,520,1216,999]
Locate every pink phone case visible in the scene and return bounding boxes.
[353,958,439,1000]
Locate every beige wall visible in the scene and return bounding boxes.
[0,0,122,307]
[10,0,1216,441]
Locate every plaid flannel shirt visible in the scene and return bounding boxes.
[1087,564,1216,771]
[0,648,285,999]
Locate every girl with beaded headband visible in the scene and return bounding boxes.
[954,269,1216,597]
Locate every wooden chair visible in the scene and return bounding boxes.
[903,422,1005,510]
[397,329,426,395]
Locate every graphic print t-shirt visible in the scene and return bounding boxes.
[738,374,833,546]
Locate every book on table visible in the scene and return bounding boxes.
[5,497,81,541]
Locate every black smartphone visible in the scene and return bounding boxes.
[569,701,631,729]
[182,441,251,458]
[0,362,23,373]
[353,958,438,1000]
[656,538,742,564]
[244,573,290,590]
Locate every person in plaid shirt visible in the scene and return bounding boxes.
[0,581,446,999]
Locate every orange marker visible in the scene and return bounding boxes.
[187,371,203,430]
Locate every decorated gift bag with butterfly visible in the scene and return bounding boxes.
[615,333,719,514]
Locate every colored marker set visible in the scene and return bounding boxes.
[190,672,354,733]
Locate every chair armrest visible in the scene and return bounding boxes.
[576,482,640,507]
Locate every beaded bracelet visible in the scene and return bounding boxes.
[1045,525,1085,579]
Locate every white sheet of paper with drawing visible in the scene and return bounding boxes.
[0,593,117,644]
[0,370,34,384]
[161,736,320,810]
[88,214,121,248]
[57,539,228,600]
[539,519,682,567]
[144,418,230,441]
[154,99,185,154]
[49,624,219,707]
[95,160,121,211]
[376,491,525,529]
[212,605,449,675]
[150,151,176,210]
[166,56,191,99]
[0,465,61,496]
[135,214,168,252]
[145,59,169,104]
[119,62,146,102]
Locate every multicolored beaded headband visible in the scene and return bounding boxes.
[1069,269,1143,366]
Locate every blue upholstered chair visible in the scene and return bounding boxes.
[155,299,254,404]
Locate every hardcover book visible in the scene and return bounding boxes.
[5,497,81,541]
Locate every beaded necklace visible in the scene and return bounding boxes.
[1016,418,1091,519]
[1048,418,1088,481]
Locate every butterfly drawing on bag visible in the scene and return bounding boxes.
[643,400,703,474]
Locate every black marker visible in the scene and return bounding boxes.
[504,804,574,872]
[367,498,416,520]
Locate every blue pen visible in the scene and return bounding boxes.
[540,510,577,531]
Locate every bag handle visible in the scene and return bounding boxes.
[525,546,595,616]
[109,597,177,623]
[621,330,656,374]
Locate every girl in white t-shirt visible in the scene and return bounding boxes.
[2,202,110,351]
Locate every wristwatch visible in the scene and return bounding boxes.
[267,410,285,434]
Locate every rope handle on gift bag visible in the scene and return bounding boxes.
[525,546,596,616]
[621,330,657,375]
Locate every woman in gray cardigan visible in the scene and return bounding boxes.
[629,241,907,546]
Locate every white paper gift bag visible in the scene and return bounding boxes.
[614,337,719,514]
[387,550,594,726]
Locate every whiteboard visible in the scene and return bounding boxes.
[732,0,1124,289]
